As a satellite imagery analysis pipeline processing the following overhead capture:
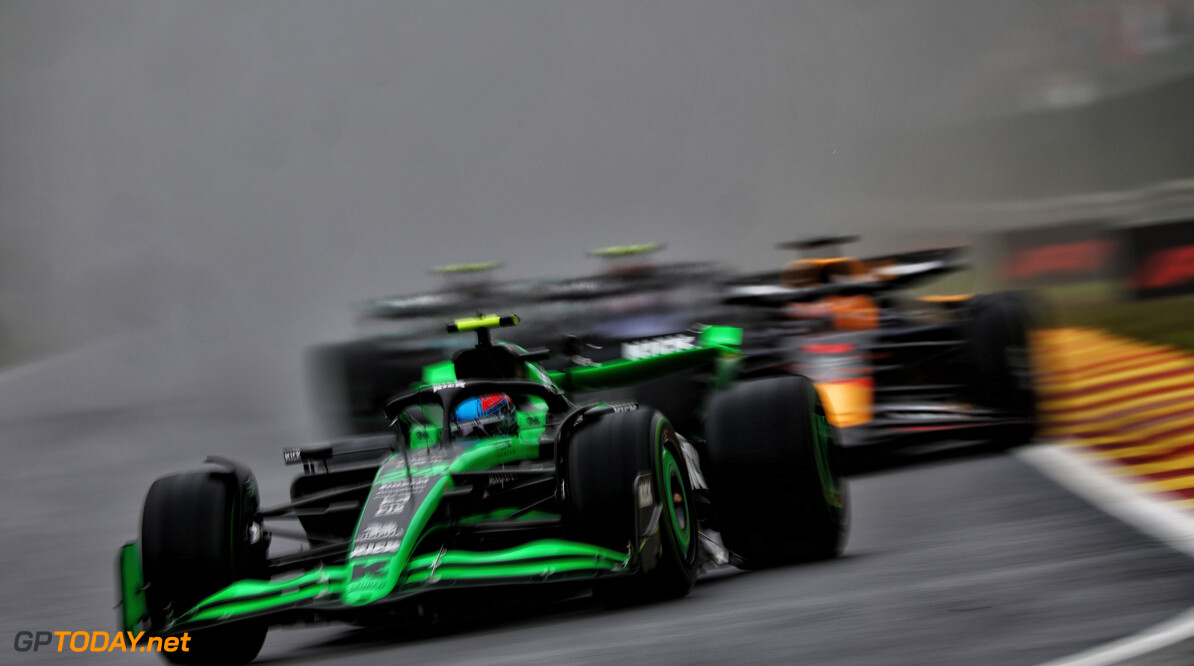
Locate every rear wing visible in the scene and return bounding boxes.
[354,263,507,320]
[726,246,969,307]
[724,281,887,307]
[410,315,740,396]
[859,245,968,291]
[777,235,861,256]
[548,325,741,393]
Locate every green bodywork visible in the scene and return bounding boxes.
[429,262,503,274]
[118,319,744,634]
[116,543,148,632]
[559,324,739,392]
[587,243,663,257]
[123,434,633,633]
[173,540,628,625]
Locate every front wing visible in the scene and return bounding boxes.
[118,538,630,636]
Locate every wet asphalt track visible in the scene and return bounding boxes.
[4,343,1194,665]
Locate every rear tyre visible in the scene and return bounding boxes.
[705,376,848,568]
[567,409,699,603]
[141,470,267,665]
[963,292,1038,446]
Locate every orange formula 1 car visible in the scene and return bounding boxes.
[724,236,1038,452]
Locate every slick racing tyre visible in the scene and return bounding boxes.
[705,376,848,568]
[141,469,267,665]
[963,291,1038,446]
[567,409,699,603]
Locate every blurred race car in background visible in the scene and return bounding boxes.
[307,262,543,436]
[118,314,846,664]
[723,236,1038,452]
[308,246,732,437]
[310,237,1037,456]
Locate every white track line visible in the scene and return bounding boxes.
[1036,606,1194,666]
[1019,443,1194,666]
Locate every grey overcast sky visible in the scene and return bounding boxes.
[0,1,1041,423]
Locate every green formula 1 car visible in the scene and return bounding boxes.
[116,314,847,664]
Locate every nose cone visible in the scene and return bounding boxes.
[343,556,399,606]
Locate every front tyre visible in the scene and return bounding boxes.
[705,376,848,568]
[141,470,267,665]
[567,409,699,603]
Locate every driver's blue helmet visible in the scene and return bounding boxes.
[453,393,516,438]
